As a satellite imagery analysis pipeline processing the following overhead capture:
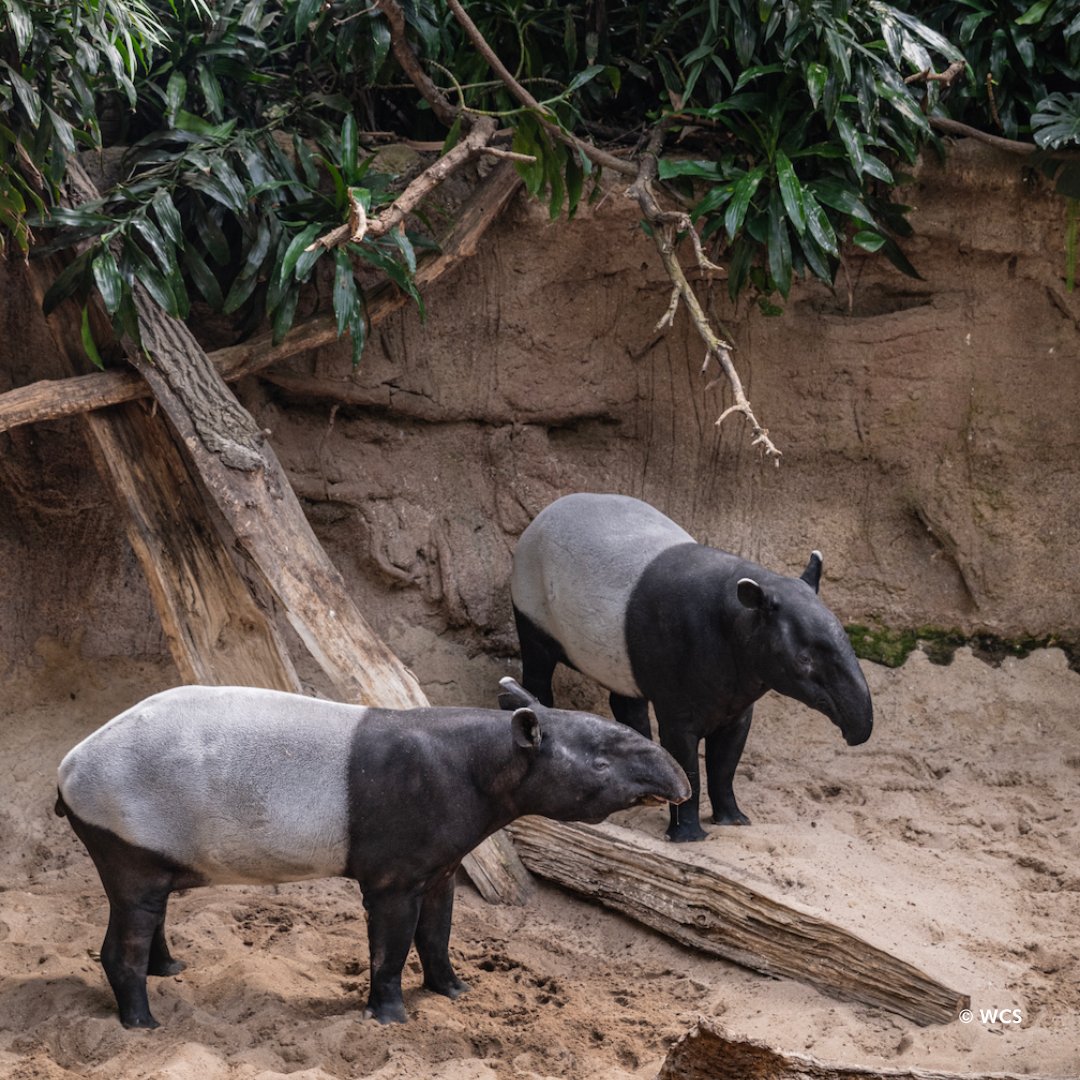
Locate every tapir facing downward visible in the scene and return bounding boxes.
[510,493,873,842]
[56,680,689,1028]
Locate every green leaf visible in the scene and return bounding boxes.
[565,153,584,219]
[333,249,357,337]
[271,282,301,345]
[834,113,865,175]
[6,0,32,57]
[130,246,180,317]
[1015,0,1053,27]
[80,305,105,370]
[342,113,358,183]
[195,205,231,266]
[567,64,606,94]
[724,165,766,239]
[390,227,417,273]
[152,191,183,247]
[810,178,874,224]
[853,229,887,252]
[767,189,792,297]
[347,301,367,367]
[878,234,922,279]
[132,216,176,275]
[803,191,839,256]
[42,249,93,315]
[183,244,224,310]
[166,70,186,125]
[197,64,225,121]
[805,62,828,109]
[3,63,42,126]
[294,0,322,38]
[279,225,321,286]
[92,248,124,315]
[658,158,724,181]
[775,150,807,234]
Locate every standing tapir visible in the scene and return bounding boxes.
[509,493,873,842]
[55,679,689,1028]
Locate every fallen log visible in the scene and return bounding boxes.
[658,1021,1057,1080]
[0,161,522,435]
[507,818,968,1026]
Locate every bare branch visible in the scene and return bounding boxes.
[444,0,637,179]
[373,0,458,128]
[904,60,966,87]
[928,116,1039,156]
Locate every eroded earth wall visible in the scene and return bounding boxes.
[2,141,1077,692]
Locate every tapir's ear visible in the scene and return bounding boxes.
[737,578,765,610]
[511,708,543,749]
[800,550,823,593]
[498,676,538,712]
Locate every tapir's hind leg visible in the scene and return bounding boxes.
[512,606,566,707]
[65,811,201,1028]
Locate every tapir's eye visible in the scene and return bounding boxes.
[797,651,813,670]
[594,757,611,772]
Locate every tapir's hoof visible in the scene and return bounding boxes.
[148,958,186,977]
[424,976,470,1000]
[120,1013,160,1030]
[711,809,751,826]
[665,822,708,843]
[363,1001,408,1025]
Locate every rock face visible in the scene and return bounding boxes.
[2,140,1077,692]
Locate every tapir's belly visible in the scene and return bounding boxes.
[511,494,694,699]
[58,686,357,885]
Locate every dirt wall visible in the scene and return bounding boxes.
[1,139,1077,690]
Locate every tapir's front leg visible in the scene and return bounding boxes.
[414,872,469,1000]
[655,711,707,842]
[361,888,422,1024]
[705,707,752,826]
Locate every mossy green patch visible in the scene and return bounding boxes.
[845,625,1080,671]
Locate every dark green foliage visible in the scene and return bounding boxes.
[3,0,1079,364]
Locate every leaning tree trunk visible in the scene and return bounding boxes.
[24,156,531,904]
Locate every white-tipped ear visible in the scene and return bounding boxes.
[511,708,543,749]
[800,550,823,593]
[498,676,537,711]
[737,578,765,610]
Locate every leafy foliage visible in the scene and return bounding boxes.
[4,0,1080,363]
[0,0,170,257]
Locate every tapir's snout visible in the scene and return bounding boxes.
[840,691,874,746]
[844,716,873,746]
[647,750,692,805]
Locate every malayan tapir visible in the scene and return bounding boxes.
[509,493,873,842]
[55,679,689,1028]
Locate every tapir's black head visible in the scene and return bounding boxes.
[498,678,691,823]
[737,552,873,747]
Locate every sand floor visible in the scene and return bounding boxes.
[1,643,1077,1079]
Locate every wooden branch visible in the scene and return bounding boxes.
[658,1022,1054,1080]
[307,116,498,252]
[508,818,968,1026]
[627,130,780,461]
[444,0,637,179]
[1,162,523,435]
[928,117,1038,156]
[373,0,458,128]
[904,60,966,88]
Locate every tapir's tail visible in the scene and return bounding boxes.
[54,789,69,817]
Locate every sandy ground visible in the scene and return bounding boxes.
[1,641,1078,1079]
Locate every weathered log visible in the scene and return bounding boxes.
[0,161,523,435]
[507,818,968,1026]
[658,1021,1054,1080]
[24,157,531,904]
[22,254,302,693]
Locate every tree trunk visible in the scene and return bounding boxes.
[508,818,968,1026]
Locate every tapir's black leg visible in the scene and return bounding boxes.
[100,891,169,1028]
[64,810,200,1028]
[361,888,423,1024]
[705,707,753,826]
[655,712,707,842]
[147,911,185,977]
[513,606,562,707]
[414,872,469,1000]
[610,692,652,740]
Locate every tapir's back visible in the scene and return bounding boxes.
[510,494,694,697]
[58,685,359,885]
